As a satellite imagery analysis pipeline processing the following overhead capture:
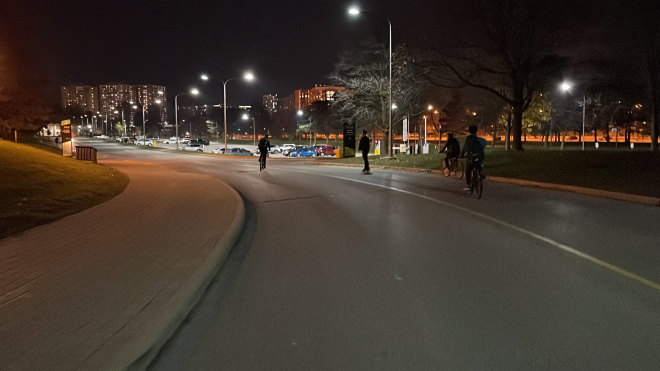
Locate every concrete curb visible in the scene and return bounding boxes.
[487,176,660,207]
[309,161,660,207]
[101,181,246,371]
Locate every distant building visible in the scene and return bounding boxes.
[61,85,99,112]
[99,83,136,116]
[263,94,279,114]
[135,84,167,122]
[293,85,345,110]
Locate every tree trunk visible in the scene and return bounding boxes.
[505,107,512,151]
[381,128,390,159]
[652,88,659,151]
[511,103,524,150]
[561,132,565,150]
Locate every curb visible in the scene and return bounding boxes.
[100,181,246,371]
[309,161,660,207]
[487,177,660,207]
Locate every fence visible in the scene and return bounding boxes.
[75,146,97,163]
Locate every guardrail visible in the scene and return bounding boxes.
[75,146,97,163]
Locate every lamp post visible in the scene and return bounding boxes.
[201,73,254,153]
[175,89,199,150]
[349,7,392,157]
[561,82,586,151]
[242,113,256,146]
[133,104,146,141]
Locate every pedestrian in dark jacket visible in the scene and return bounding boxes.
[358,130,371,174]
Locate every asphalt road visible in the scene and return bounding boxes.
[86,139,660,370]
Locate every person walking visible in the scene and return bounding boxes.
[358,130,371,175]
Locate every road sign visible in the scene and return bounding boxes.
[61,119,72,157]
[403,117,408,141]
[342,117,356,158]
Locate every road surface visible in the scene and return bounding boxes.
[87,139,660,370]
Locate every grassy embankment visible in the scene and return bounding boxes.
[0,140,129,239]
[324,142,660,198]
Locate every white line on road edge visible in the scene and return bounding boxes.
[274,167,660,292]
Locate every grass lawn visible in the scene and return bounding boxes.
[327,143,660,198]
[0,140,129,239]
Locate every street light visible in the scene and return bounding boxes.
[560,82,586,151]
[349,7,392,157]
[175,89,199,150]
[202,72,255,153]
[242,113,256,146]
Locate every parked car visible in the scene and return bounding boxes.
[268,145,281,154]
[181,144,204,152]
[225,148,253,156]
[135,139,153,146]
[211,147,226,154]
[161,138,178,144]
[288,146,316,157]
[313,144,336,156]
[190,138,210,145]
[281,144,297,156]
[180,138,191,144]
[94,135,110,140]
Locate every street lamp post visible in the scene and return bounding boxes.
[242,113,256,146]
[560,82,586,151]
[175,89,200,150]
[349,8,392,157]
[201,73,254,153]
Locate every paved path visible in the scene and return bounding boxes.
[0,159,245,370]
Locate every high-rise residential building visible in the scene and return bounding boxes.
[98,83,136,116]
[61,85,99,111]
[293,85,345,110]
[135,84,167,122]
[263,94,279,114]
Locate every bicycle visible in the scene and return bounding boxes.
[468,158,484,199]
[442,155,464,179]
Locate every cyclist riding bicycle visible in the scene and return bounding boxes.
[258,135,271,169]
[460,125,486,191]
[440,133,460,169]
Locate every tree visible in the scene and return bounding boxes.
[422,0,568,150]
[0,27,52,138]
[330,41,428,157]
[308,101,341,143]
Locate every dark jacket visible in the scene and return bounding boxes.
[258,137,270,152]
[461,134,485,162]
[441,138,460,156]
[358,136,370,153]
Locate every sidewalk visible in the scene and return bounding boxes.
[0,159,245,370]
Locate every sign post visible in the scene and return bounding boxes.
[342,117,356,158]
[61,119,72,157]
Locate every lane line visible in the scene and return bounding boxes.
[270,166,660,292]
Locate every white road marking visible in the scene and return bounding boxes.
[271,166,660,292]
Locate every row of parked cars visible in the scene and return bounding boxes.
[260,144,337,157]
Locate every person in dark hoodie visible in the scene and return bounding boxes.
[358,130,371,174]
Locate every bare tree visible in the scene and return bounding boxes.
[421,0,567,150]
[330,41,428,157]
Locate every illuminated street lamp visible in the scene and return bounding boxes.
[560,82,586,151]
[349,7,392,157]
[175,89,200,149]
[242,113,256,146]
[201,72,255,153]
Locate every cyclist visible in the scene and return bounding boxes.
[257,135,270,169]
[460,125,486,191]
[440,133,460,170]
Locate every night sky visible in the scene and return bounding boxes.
[2,0,452,106]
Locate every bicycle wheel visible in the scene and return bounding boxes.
[454,159,464,179]
[469,169,475,194]
[474,169,483,199]
[442,161,451,177]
